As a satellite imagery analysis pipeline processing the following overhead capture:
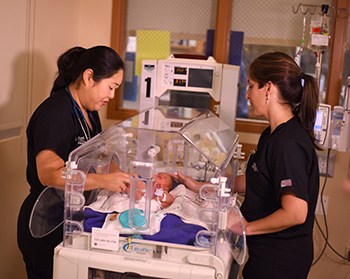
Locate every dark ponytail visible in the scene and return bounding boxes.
[249,52,320,149]
[50,45,124,95]
[51,47,86,95]
[294,72,320,149]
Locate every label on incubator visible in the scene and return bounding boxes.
[91,227,119,251]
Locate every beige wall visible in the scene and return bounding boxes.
[309,150,350,278]
[0,0,113,278]
[0,1,27,278]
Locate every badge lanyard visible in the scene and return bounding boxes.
[66,85,92,141]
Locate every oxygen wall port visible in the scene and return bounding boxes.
[317,152,335,177]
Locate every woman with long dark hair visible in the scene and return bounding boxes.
[171,52,320,279]
[18,46,130,279]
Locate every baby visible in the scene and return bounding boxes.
[129,172,175,209]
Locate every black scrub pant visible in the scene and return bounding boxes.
[17,193,63,279]
[243,235,313,279]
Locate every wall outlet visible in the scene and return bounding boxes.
[315,195,329,215]
[317,152,335,177]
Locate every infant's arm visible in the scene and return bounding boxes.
[154,189,174,208]
[160,190,174,208]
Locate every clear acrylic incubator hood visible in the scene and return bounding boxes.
[31,106,246,279]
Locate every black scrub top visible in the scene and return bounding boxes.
[242,116,319,237]
[26,87,101,196]
[240,116,319,278]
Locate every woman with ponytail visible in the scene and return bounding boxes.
[18,46,130,279]
[233,52,320,278]
[167,52,320,278]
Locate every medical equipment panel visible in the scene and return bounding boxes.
[331,106,350,152]
[51,106,245,279]
[314,104,331,149]
[157,57,221,100]
[140,55,240,131]
[314,102,350,152]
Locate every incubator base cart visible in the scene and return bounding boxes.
[53,233,233,279]
[31,106,246,279]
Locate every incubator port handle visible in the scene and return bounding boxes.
[65,169,86,194]
[195,230,215,247]
[65,192,85,208]
[199,183,218,201]
[64,220,84,237]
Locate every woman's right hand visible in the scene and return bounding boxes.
[86,171,130,192]
[103,172,131,192]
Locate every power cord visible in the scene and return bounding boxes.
[312,148,347,266]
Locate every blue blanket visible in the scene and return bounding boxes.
[83,208,205,245]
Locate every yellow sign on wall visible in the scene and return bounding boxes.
[135,30,170,76]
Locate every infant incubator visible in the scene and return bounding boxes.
[30,106,246,279]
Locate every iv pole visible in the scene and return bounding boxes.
[293,2,350,104]
[293,4,331,89]
[314,5,329,89]
[315,52,323,89]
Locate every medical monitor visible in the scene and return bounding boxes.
[314,104,331,149]
[140,55,240,131]
[156,57,221,101]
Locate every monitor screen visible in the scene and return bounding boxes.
[314,110,323,131]
[188,68,213,89]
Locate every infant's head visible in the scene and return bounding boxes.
[152,172,173,191]
[128,172,174,200]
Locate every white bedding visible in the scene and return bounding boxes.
[85,184,214,234]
